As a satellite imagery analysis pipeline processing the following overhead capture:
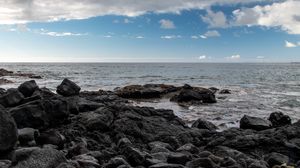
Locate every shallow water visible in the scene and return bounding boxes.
[0,63,299,129]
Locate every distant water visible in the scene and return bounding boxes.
[0,63,299,129]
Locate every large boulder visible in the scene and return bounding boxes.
[170,88,216,104]
[10,96,69,129]
[0,89,24,107]
[10,100,48,129]
[57,78,81,97]
[191,119,217,131]
[0,105,18,153]
[240,115,272,131]
[36,130,66,149]
[12,148,66,168]
[268,112,291,127]
[18,80,39,97]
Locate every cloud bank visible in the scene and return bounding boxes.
[0,0,261,24]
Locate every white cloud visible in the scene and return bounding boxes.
[201,9,227,28]
[256,56,265,59]
[124,18,133,24]
[0,0,261,24]
[227,54,241,60]
[200,35,207,39]
[161,35,181,39]
[232,0,300,34]
[199,55,206,60]
[136,36,144,39]
[191,35,199,39]
[285,40,297,48]
[203,30,220,38]
[40,29,87,37]
[159,19,175,29]
[103,35,112,38]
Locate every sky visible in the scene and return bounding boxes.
[0,0,300,62]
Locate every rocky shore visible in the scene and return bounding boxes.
[0,78,299,168]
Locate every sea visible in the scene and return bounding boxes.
[0,63,299,129]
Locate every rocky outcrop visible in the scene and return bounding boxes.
[57,78,81,97]
[0,105,18,154]
[240,115,272,131]
[18,80,39,97]
[191,118,218,131]
[268,112,291,127]
[170,87,216,104]
[0,79,298,168]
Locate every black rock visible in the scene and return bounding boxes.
[186,158,218,168]
[167,152,191,165]
[176,143,199,154]
[0,105,18,153]
[0,89,24,107]
[268,112,291,127]
[149,163,185,168]
[36,130,66,149]
[264,152,289,167]
[12,148,66,168]
[57,78,81,97]
[10,100,48,129]
[219,89,231,94]
[170,88,216,104]
[240,115,272,131]
[43,96,69,126]
[191,118,218,131]
[18,128,39,146]
[18,80,39,97]
[103,156,130,168]
[123,146,148,166]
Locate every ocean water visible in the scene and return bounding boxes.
[0,63,299,129]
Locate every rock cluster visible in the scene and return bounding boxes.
[0,79,298,168]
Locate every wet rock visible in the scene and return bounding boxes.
[57,78,81,97]
[219,89,231,94]
[0,78,13,85]
[36,130,66,149]
[268,112,291,127]
[0,68,13,76]
[264,152,289,167]
[18,128,39,146]
[116,85,161,99]
[191,118,217,131]
[209,87,219,94]
[240,115,272,131]
[0,89,24,107]
[149,163,185,168]
[12,148,66,168]
[0,88,5,95]
[0,106,18,153]
[18,80,39,97]
[170,88,216,104]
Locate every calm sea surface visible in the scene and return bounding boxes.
[1,63,299,129]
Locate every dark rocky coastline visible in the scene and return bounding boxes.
[0,78,299,168]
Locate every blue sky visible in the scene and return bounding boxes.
[0,0,299,62]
